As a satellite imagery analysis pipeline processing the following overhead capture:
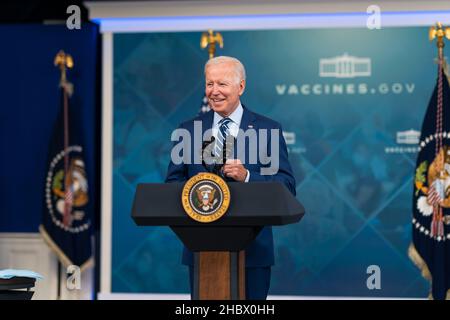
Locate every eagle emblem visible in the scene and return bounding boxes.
[195,185,218,211]
[181,173,230,223]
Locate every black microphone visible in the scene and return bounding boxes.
[202,136,215,152]
[201,135,236,178]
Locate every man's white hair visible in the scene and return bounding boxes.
[204,56,246,84]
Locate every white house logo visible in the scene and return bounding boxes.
[275,52,415,96]
[319,53,371,78]
[282,131,296,145]
[397,129,421,145]
[385,129,420,154]
[282,131,306,154]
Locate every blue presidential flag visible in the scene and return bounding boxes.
[39,71,93,271]
[409,60,450,300]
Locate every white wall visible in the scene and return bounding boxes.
[0,233,93,300]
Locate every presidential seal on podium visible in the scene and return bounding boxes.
[181,172,230,223]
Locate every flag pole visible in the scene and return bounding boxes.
[54,50,74,228]
[53,50,74,300]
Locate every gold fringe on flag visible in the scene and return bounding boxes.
[39,225,94,273]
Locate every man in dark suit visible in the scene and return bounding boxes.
[165,56,296,300]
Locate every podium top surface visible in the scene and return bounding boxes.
[132,182,305,227]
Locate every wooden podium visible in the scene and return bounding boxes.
[131,182,304,300]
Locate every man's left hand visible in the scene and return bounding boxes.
[222,159,247,182]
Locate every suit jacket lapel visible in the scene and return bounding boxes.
[201,110,215,137]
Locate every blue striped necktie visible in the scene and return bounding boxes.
[215,117,233,162]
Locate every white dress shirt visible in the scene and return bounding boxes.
[212,102,250,182]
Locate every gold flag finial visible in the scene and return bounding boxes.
[54,50,74,95]
[200,29,223,59]
[429,22,450,54]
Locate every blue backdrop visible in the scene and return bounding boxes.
[111,27,437,297]
[0,24,99,234]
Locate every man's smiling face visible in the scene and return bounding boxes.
[205,61,245,117]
